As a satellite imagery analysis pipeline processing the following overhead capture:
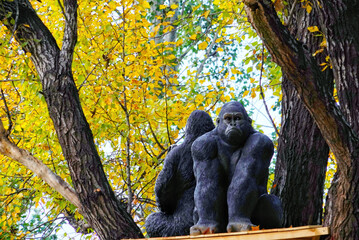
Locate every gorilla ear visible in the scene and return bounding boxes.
[248,117,253,124]
[216,118,220,125]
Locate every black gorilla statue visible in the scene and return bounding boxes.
[145,110,215,237]
[190,101,283,235]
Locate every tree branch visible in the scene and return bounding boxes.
[0,119,82,209]
[60,0,78,71]
[258,44,280,137]
[0,88,13,136]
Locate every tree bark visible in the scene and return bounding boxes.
[0,1,143,239]
[243,0,359,239]
[272,0,330,227]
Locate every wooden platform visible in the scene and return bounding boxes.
[128,226,329,240]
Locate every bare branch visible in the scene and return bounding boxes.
[195,33,219,81]
[8,0,19,43]
[60,0,78,69]
[258,44,280,137]
[0,88,13,136]
[148,121,166,151]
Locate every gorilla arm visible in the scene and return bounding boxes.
[227,132,274,232]
[155,147,181,213]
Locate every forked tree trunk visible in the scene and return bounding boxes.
[243,0,359,239]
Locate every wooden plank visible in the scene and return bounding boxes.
[126,226,329,240]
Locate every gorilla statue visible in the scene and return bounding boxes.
[145,110,215,237]
[190,101,283,235]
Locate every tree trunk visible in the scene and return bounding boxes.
[243,1,359,239]
[273,78,329,227]
[272,0,331,227]
[0,1,143,239]
[315,1,359,239]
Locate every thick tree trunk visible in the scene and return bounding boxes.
[0,1,143,239]
[314,1,359,239]
[273,79,329,227]
[272,1,330,227]
[243,1,359,239]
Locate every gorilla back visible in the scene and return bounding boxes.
[145,110,215,237]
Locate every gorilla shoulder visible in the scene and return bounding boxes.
[191,131,218,161]
[242,132,274,159]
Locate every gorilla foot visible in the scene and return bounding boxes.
[227,220,256,232]
[190,223,218,236]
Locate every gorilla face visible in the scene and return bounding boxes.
[217,102,253,146]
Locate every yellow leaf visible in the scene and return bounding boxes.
[166,11,175,18]
[307,26,319,32]
[203,10,210,18]
[166,54,176,60]
[189,34,197,40]
[243,90,249,97]
[213,0,220,5]
[176,39,184,46]
[312,48,324,56]
[251,90,256,98]
[159,4,167,9]
[193,5,201,11]
[26,52,31,58]
[170,4,178,9]
[306,4,312,13]
[143,1,150,8]
[217,47,224,52]
[216,37,223,43]
[320,38,327,47]
[198,41,208,50]
[321,65,328,71]
[127,55,136,62]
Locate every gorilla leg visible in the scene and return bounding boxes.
[146,189,195,237]
[227,155,260,232]
[227,133,274,232]
[190,156,227,235]
[146,212,167,237]
[251,194,283,229]
[146,211,193,237]
[227,172,258,232]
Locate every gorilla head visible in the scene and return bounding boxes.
[185,110,215,142]
[216,102,254,146]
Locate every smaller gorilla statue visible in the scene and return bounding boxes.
[145,110,215,237]
[190,101,283,235]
